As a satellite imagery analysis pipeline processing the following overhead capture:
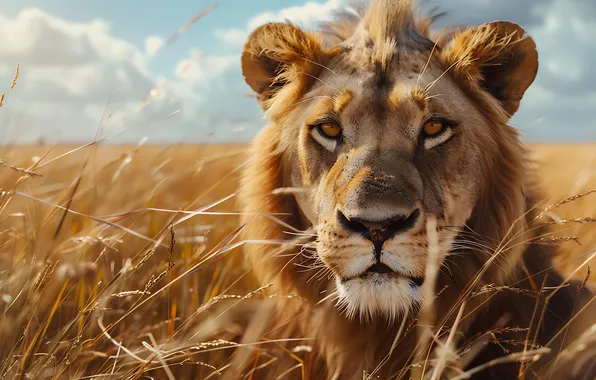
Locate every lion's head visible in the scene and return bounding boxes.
[239,0,538,321]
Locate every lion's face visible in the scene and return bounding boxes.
[289,52,486,319]
[241,6,538,320]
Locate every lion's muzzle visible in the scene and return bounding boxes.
[337,208,420,257]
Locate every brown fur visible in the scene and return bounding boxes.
[237,1,595,379]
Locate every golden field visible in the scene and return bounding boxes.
[0,142,595,379]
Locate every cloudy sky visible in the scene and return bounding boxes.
[0,0,594,144]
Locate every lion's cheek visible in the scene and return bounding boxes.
[442,183,476,227]
[294,190,318,225]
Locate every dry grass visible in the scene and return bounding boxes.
[0,142,595,379]
[0,143,259,379]
[528,143,596,276]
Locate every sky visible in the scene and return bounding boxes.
[0,0,594,145]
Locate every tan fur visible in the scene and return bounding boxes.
[237,1,593,379]
[333,89,354,114]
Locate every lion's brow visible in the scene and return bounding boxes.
[388,83,427,111]
[334,89,354,114]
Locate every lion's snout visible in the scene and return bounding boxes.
[336,209,420,256]
[334,155,424,248]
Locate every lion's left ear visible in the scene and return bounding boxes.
[440,21,538,116]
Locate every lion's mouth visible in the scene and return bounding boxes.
[367,262,394,274]
[348,262,425,287]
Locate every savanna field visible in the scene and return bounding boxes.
[0,141,595,379]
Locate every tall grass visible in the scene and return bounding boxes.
[0,141,595,379]
[0,143,266,379]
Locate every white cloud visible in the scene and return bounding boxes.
[0,9,145,68]
[144,36,163,57]
[247,0,346,29]
[215,0,349,47]
[174,51,237,84]
[214,29,248,46]
[504,0,596,139]
[0,8,242,144]
[527,0,595,86]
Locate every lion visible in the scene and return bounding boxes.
[236,0,596,378]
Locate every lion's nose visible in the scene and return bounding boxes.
[337,209,420,256]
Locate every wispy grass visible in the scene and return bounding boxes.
[0,142,594,379]
[0,142,279,379]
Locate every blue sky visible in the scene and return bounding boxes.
[0,0,595,144]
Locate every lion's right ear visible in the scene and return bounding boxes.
[241,23,326,110]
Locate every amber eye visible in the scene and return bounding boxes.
[317,122,342,139]
[422,120,445,137]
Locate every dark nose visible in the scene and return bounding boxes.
[337,209,420,257]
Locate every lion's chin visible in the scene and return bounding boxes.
[334,274,424,322]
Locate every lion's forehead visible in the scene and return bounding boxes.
[326,45,441,86]
[307,59,459,133]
